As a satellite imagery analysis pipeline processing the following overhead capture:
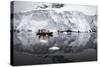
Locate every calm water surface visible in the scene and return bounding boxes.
[13,32,97,66]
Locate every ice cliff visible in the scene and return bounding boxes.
[13,10,97,35]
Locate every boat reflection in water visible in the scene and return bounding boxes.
[13,29,97,65]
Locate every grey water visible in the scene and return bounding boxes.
[13,32,97,66]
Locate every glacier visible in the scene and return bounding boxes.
[13,10,97,36]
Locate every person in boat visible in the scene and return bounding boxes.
[37,29,53,39]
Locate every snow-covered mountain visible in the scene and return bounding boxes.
[13,10,97,35]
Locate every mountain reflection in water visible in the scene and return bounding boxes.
[13,32,97,65]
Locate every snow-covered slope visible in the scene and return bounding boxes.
[13,10,97,35]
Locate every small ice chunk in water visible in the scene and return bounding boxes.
[49,46,60,50]
[40,40,48,43]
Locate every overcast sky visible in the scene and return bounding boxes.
[13,1,97,15]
